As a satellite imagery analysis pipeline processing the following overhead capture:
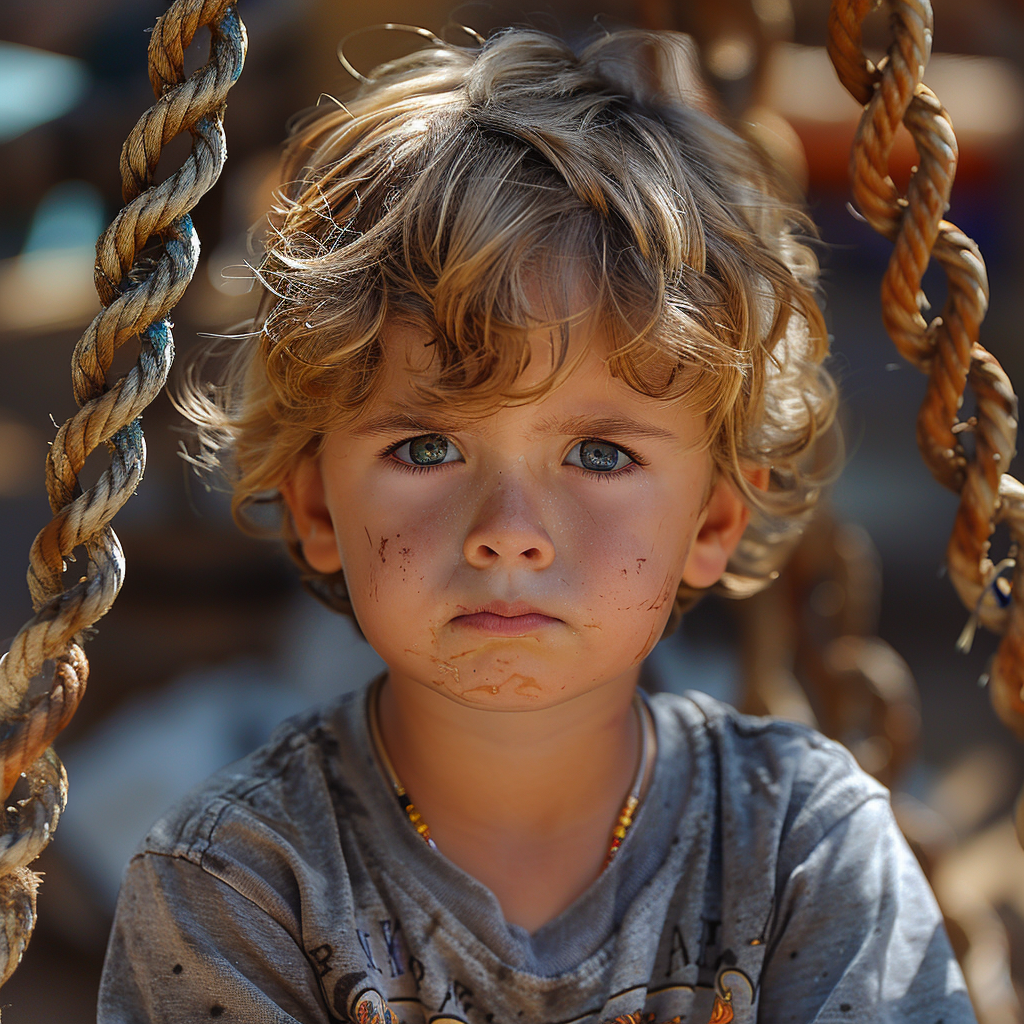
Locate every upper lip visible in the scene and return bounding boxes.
[455,600,558,619]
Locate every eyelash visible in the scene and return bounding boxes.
[376,435,646,480]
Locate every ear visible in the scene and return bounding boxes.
[681,467,768,589]
[279,456,344,574]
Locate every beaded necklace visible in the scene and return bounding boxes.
[366,678,654,870]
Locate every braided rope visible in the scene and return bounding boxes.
[0,0,245,988]
[827,1,1024,737]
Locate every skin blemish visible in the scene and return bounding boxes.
[621,568,628,577]
[378,536,389,563]
[636,557,647,573]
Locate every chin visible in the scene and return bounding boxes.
[418,663,618,712]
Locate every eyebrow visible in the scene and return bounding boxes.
[351,408,678,444]
[350,411,467,438]
[528,413,679,444]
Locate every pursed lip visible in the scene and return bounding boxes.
[450,601,562,634]
[453,599,559,620]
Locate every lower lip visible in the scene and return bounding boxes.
[453,612,560,635]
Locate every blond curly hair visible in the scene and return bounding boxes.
[179,26,839,637]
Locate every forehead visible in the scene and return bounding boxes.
[354,321,701,445]
[378,317,676,398]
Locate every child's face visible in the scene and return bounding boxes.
[284,323,749,710]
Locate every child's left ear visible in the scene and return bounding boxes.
[681,466,769,589]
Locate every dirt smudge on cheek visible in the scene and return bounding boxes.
[378,536,389,563]
[642,569,676,613]
[632,619,662,665]
[628,569,678,664]
[365,553,380,603]
[636,557,647,574]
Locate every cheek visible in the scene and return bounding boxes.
[566,489,696,609]
[334,492,458,613]
[564,491,700,663]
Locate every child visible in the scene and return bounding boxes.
[98,26,976,1024]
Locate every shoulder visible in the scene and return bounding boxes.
[650,689,889,853]
[101,696,369,1024]
[135,687,366,878]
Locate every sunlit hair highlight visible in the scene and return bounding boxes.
[179,26,839,636]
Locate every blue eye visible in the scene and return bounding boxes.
[391,434,464,468]
[565,439,636,474]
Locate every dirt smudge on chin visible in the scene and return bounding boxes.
[402,646,463,694]
[461,678,502,700]
[433,661,461,692]
[512,675,541,697]
[459,674,541,701]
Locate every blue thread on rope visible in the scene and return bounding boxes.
[223,7,245,83]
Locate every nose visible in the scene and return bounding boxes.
[462,473,556,570]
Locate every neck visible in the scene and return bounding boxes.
[375,670,644,930]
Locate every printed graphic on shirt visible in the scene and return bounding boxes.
[351,987,401,1024]
[602,966,754,1024]
[334,964,754,1024]
[707,967,755,1023]
[320,913,756,1024]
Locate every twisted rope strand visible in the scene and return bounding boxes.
[827,0,1024,740]
[0,0,245,989]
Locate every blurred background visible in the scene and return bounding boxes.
[2,0,1024,1020]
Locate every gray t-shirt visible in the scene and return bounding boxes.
[98,684,975,1024]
